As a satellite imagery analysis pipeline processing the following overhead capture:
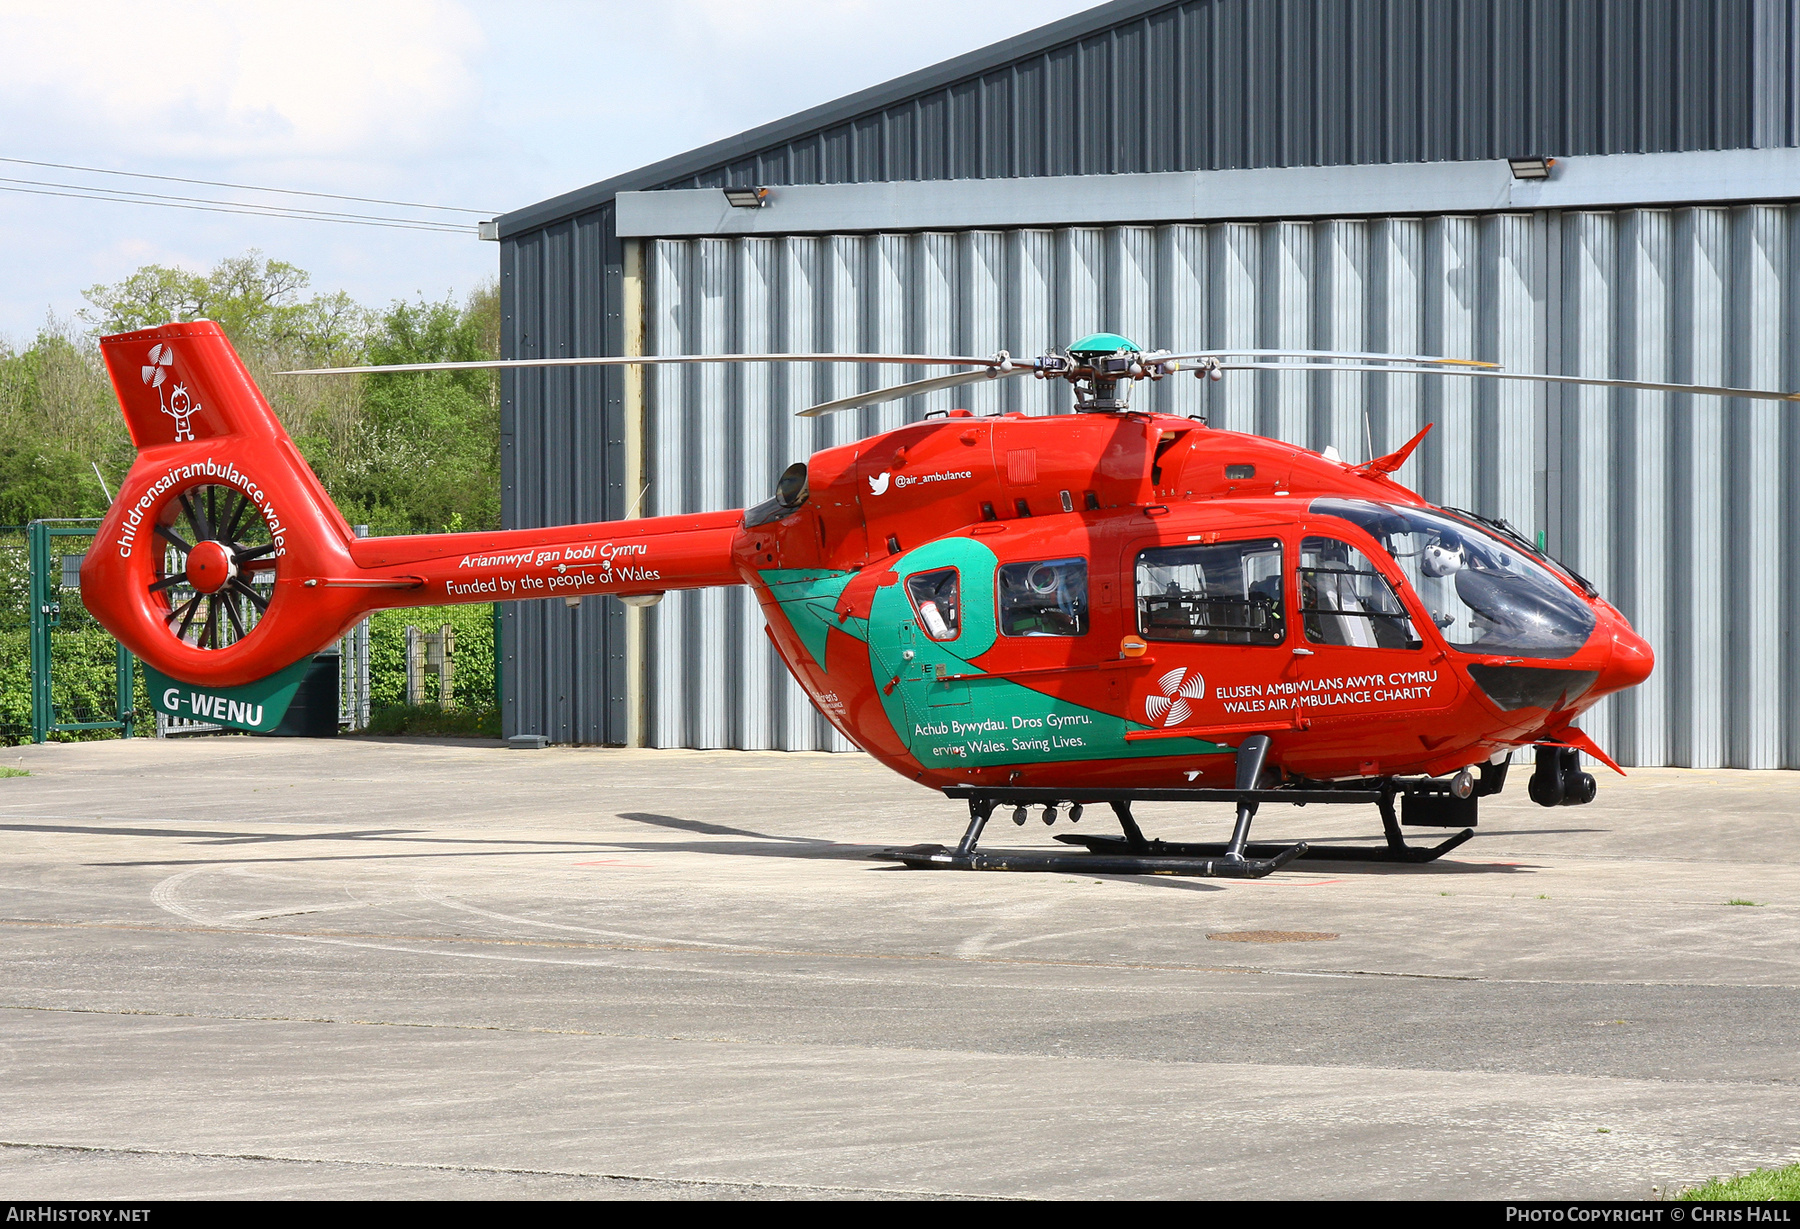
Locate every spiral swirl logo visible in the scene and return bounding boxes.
[1145,666,1206,726]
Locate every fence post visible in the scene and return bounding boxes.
[439,623,455,710]
[405,625,422,707]
[492,602,503,718]
[116,642,134,738]
[27,522,52,744]
[343,525,370,731]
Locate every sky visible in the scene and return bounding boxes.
[0,0,1096,343]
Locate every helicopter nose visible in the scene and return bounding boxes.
[1593,619,1655,698]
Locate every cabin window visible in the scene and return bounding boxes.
[1298,537,1420,649]
[905,568,961,641]
[998,558,1088,636]
[1136,539,1285,645]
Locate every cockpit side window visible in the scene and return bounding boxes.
[997,557,1088,637]
[905,568,961,641]
[1308,498,1597,660]
[1136,539,1285,645]
[1298,537,1420,650]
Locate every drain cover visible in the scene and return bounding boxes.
[1207,930,1339,943]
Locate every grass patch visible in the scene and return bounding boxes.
[0,766,26,779]
[363,704,500,738]
[1727,899,1763,907]
[1679,1162,1800,1200]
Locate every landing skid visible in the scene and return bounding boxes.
[875,735,1477,878]
[1052,804,1475,865]
[885,839,1310,879]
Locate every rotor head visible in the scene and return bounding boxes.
[1041,333,1161,413]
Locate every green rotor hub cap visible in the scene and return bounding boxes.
[1067,332,1141,360]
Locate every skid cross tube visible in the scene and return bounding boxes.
[1053,790,1475,864]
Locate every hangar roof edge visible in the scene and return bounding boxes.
[494,0,1174,238]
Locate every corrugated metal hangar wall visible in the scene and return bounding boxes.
[643,209,1800,768]
[497,0,1800,768]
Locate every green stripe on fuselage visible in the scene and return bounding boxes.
[762,569,863,668]
[862,539,1233,769]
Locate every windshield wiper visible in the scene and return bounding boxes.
[1442,506,1599,598]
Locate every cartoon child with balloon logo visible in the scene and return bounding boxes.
[141,342,200,442]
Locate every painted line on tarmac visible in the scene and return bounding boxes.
[412,884,772,951]
[11,914,1800,987]
[0,914,1452,979]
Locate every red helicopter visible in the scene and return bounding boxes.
[80,322,1797,878]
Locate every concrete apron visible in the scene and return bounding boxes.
[0,737,1796,1199]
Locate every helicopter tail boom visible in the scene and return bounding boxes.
[83,320,742,690]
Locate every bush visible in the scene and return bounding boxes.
[366,602,497,712]
[361,602,499,737]
[365,703,500,738]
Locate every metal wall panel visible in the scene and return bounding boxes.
[645,207,1800,767]
[498,205,629,744]
[659,0,1784,194]
[498,2,1800,763]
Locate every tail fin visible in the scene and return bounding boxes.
[83,321,742,692]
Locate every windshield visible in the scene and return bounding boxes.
[1309,499,1597,660]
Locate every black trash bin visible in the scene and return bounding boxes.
[264,650,340,738]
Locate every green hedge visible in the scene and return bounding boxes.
[365,702,500,738]
[0,624,148,745]
[366,602,497,715]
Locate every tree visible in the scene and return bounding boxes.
[80,252,364,361]
[3,252,500,533]
[0,317,126,522]
[340,288,502,532]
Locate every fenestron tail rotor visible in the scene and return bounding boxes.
[152,483,277,651]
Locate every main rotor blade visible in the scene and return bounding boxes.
[1212,362,1800,403]
[796,366,1035,418]
[1165,349,1501,369]
[279,352,1010,377]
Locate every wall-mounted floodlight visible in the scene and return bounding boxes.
[477,220,499,241]
[723,186,770,208]
[1508,157,1555,181]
